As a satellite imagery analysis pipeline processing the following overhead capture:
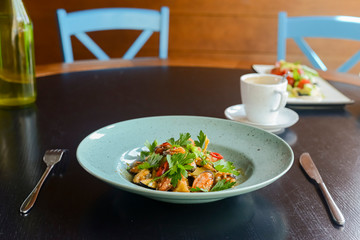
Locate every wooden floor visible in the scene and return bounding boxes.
[24,0,360,73]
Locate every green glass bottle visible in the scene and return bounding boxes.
[0,0,36,107]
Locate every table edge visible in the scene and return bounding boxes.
[35,57,360,86]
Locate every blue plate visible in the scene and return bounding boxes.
[76,116,293,204]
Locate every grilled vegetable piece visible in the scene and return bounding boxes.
[188,160,197,172]
[133,169,151,183]
[158,177,172,191]
[214,172,236,183]
[129,160,144,174]
[192,171,214,192]
[174,176,190,192]
[139,178,157,190]
[189,167,211,177]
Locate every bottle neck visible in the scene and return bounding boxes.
[0,0,30,24]
[13,0,30,23]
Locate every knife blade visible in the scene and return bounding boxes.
[300,152,323,184]
[299,152,345,226]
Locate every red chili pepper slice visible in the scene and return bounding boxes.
[210,152,223,159]
[156,161,169,177]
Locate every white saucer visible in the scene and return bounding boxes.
[224,104,299,133]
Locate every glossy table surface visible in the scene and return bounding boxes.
[1,62,360,239]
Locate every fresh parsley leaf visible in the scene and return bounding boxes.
[178,133,191,146]
[167,137,176,146]
[190,187,208,192]
[170,173,182,187]
[167,133,191,147]
[167,154,176,170]
[180,153,196,165]
[183,165,194,170]
[138,153,163,169]
[148,153,163,165]
[144,140,158,153]
[210,179,236,192]
[194,130,207,148]
[140,151,149,160]
[137,162,151,169]
[140,140,159,160]
[213,159,240,176]
[165,153,195,187]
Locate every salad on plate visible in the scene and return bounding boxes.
[127,131,241,193]
[271,60,323,99]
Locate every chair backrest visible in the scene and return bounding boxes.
[277,11,360,72]
[57,7,169,63]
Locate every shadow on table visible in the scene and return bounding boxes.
[278,128,298,146]
[81,190,288,240]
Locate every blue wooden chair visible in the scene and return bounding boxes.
[57,7,169,63]
[277,11,360,72]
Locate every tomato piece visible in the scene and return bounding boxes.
[270,67,286,76]
[156,161,169,177]
[210,152,223,160]
[297,79,311,89]
[286,76,295,87]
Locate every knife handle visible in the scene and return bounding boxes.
[319,182,345,225]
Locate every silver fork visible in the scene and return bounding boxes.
[20,149,67,214]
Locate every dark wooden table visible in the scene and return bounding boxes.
[1,64,360,240]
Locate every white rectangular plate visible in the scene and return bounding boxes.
[252,64,354,107]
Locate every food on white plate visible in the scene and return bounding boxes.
[271,60,323,98]
[128,131,241,192]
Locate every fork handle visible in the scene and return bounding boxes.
[20,165,53,214]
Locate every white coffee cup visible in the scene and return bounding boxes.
[240,73,288,125]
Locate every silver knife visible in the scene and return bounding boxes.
[299,152,345,225]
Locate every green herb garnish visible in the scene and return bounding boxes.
[213,159,240,176]
[210,179,236,192]
[167,133,191,147]
[145,140,158,152]
[190,187,208,192]
[140,140,158,159]
[138,153,163,169]
[166,153,195,187]
[194,130,207,149]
